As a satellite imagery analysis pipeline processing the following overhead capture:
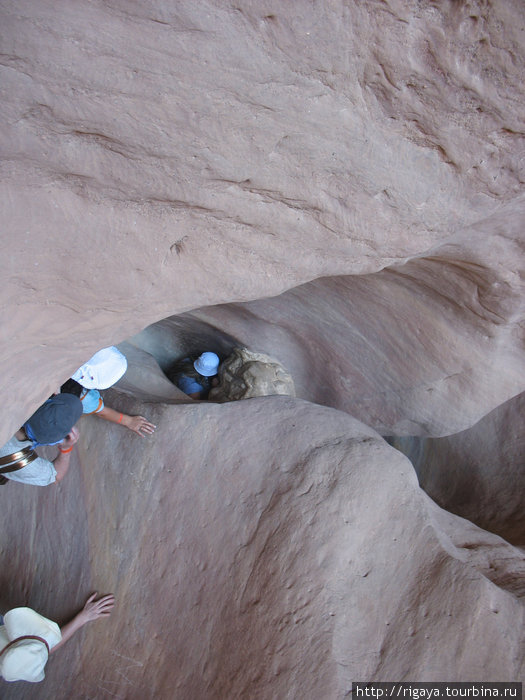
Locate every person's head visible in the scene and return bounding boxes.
[72,346,127,389]
[193,352,220,377]
[0,608,61,683]
[23,394,82,447]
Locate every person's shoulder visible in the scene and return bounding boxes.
[177,374,203,394]
[0,435,28,457]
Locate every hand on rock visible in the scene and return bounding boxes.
[125,415,156,437]
[81,593,115,622]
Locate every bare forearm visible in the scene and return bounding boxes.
[52,452,73,482]
[97,406,156,437]
[50,613,88,653]
[52,427,80,482]
[50,593,115,653]
[97,406,125,425]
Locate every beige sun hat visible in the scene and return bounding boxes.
[0,608,61,683]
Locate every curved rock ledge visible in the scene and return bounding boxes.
[1,0,524,440]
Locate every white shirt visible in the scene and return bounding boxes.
[0,437,57,486]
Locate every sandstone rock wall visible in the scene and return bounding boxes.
[392,391,525,546]
[1,395,523,699]
[1,0,524,441]
[190,219,525,436]
[1,1,525,694]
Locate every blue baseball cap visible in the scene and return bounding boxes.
[24,394,82,446]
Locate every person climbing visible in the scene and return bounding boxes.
[63,346,156,437]
[168,352,220,400]
[0,394,82,486]
[0,592,115,683]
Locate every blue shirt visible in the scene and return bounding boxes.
[80,389,104,414]
[177,375,205,396]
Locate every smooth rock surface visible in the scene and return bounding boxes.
[114,340,185,402]
[391,391,525,546]
[189,218,525,435]
[1,0,525,440]
[0,395,523,699]
[1,1,525,694]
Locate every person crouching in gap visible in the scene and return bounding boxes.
[168,352,220,400]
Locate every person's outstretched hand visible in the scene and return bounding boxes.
[80,593,115,623]
[50,592,116,654]
[124,415,156,437]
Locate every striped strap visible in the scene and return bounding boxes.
[0,448,32,466]
[0,447,38,474]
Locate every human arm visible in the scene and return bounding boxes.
[53,426,80,482]
[96,406,156,437]
[50,593,115,654]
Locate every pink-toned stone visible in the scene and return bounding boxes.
[1,0,525,440]
[1,2,524,694]
[1,395,523,699]
[393,391,525,546]
[189,219,525,436]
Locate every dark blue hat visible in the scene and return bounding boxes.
[24,394,83,446]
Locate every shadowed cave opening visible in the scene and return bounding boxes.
[113,311,297,406]
[115,314,241,403]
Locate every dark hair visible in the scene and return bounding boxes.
[60,378,83,398]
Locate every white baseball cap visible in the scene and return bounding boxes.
[72,346,127,389]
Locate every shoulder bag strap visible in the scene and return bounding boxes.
[0,447,38,474]
[0,634,50,656]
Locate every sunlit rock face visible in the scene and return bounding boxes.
[1,396,523,699]
[1,0,525,440]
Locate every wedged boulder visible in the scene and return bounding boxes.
[209,347,295,402]
[1,395,523,699]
